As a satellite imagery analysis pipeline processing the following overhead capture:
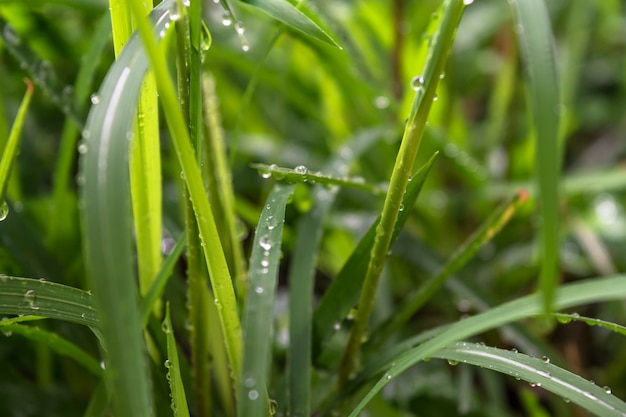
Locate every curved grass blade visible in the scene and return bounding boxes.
[313,153,437,361]
[549,313,626,336]
[0,276,97,328]
[80,2,177,415]
[371,189,530,345]
[509,0,561,314]
[237,0,340,48]
[163,304,191,417]
[251,163,386,195]
[432,342,626,417]
[338,0,466,384]
[127,0,243,382]
[286,128,392,417]
[0,78,33,214]
[345,275,626,417]
[239,183,294,417]
[0,322,102,376]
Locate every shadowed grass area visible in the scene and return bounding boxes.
[0,0,625,416]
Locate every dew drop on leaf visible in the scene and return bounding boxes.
[0,202,8,221]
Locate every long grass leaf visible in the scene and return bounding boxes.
[345,275,626,417]
[338,0,466,384]
[163,304,191,417]
[286,128,391,417]
[0,276,97,328]
[432,342,626,417]
[0,78,33,216]
[509,0,561,314]
[80,3,177,415]
[237,0,341,48]
[239,183,294,417]
[127,0,243,382]
[313,153,437,361]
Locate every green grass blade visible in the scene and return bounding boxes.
[127,0,243,382]
[82,381,110,417]
[239,183,294,417]
[237,0,341,48]
[202,73,247,298]
[0,322,102,376]
[141,231,187,325]
[345,275,626,417]
[372,189,529,345]
[509,0,561,314]
[549,313,626,336]
[432,342,626,417]
[313,153,437,361]
[286,128,391,417]
[0,276,97,328]
[338,0,466,384]
[163,304,191,417]
[0,78,33,214]
[251,163,386,195]
[80,3,177,415]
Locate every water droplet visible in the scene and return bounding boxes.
[447,359,459,366]
[255,286,264,294]
[82,129,91,139]
[24,290,38,309]
[562,397,570,403]
[90,93,100,105]
[164,359,171,368]
[511,348,518,353]
[183,0,190,6]
[241,41,250,52]
[557,315,573,324]
[541,356,550,364]
[604,386,612,394]
[259,235,272,251]
[78,142,88,154]
[99,361,106,369]
[294,165,308,175]
[161,320,170,333]
[170,9,181,21]
[398,204,404,212]
[385,373,392,380]
[235,21,245,34]
[0,202,8,221]
[374,96,390,109]
[333,322,341,331]
[244,377,256,387]
[261,171,271,179]
[439,73,445,80]
[214,298,223,310]
[221,11,232,26]
[433,93,438,101]
[411,75,424,91]
[248,389,259,400]
[463,0,474,4]
[261,259,269,268]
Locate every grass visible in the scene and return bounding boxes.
[0,0,625,416]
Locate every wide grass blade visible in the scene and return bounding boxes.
[163,304,191,417]
[509,0,561,314]
[239,183,294,417]
[237,0,340,48]
[0,78,33,215]
[80,2,177,415]
[313,153,437,361]
[345,275,626,417]
[0,276,97,328]
[338,0,466,384]
[0,321,102,376]
[432,342,626,417]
